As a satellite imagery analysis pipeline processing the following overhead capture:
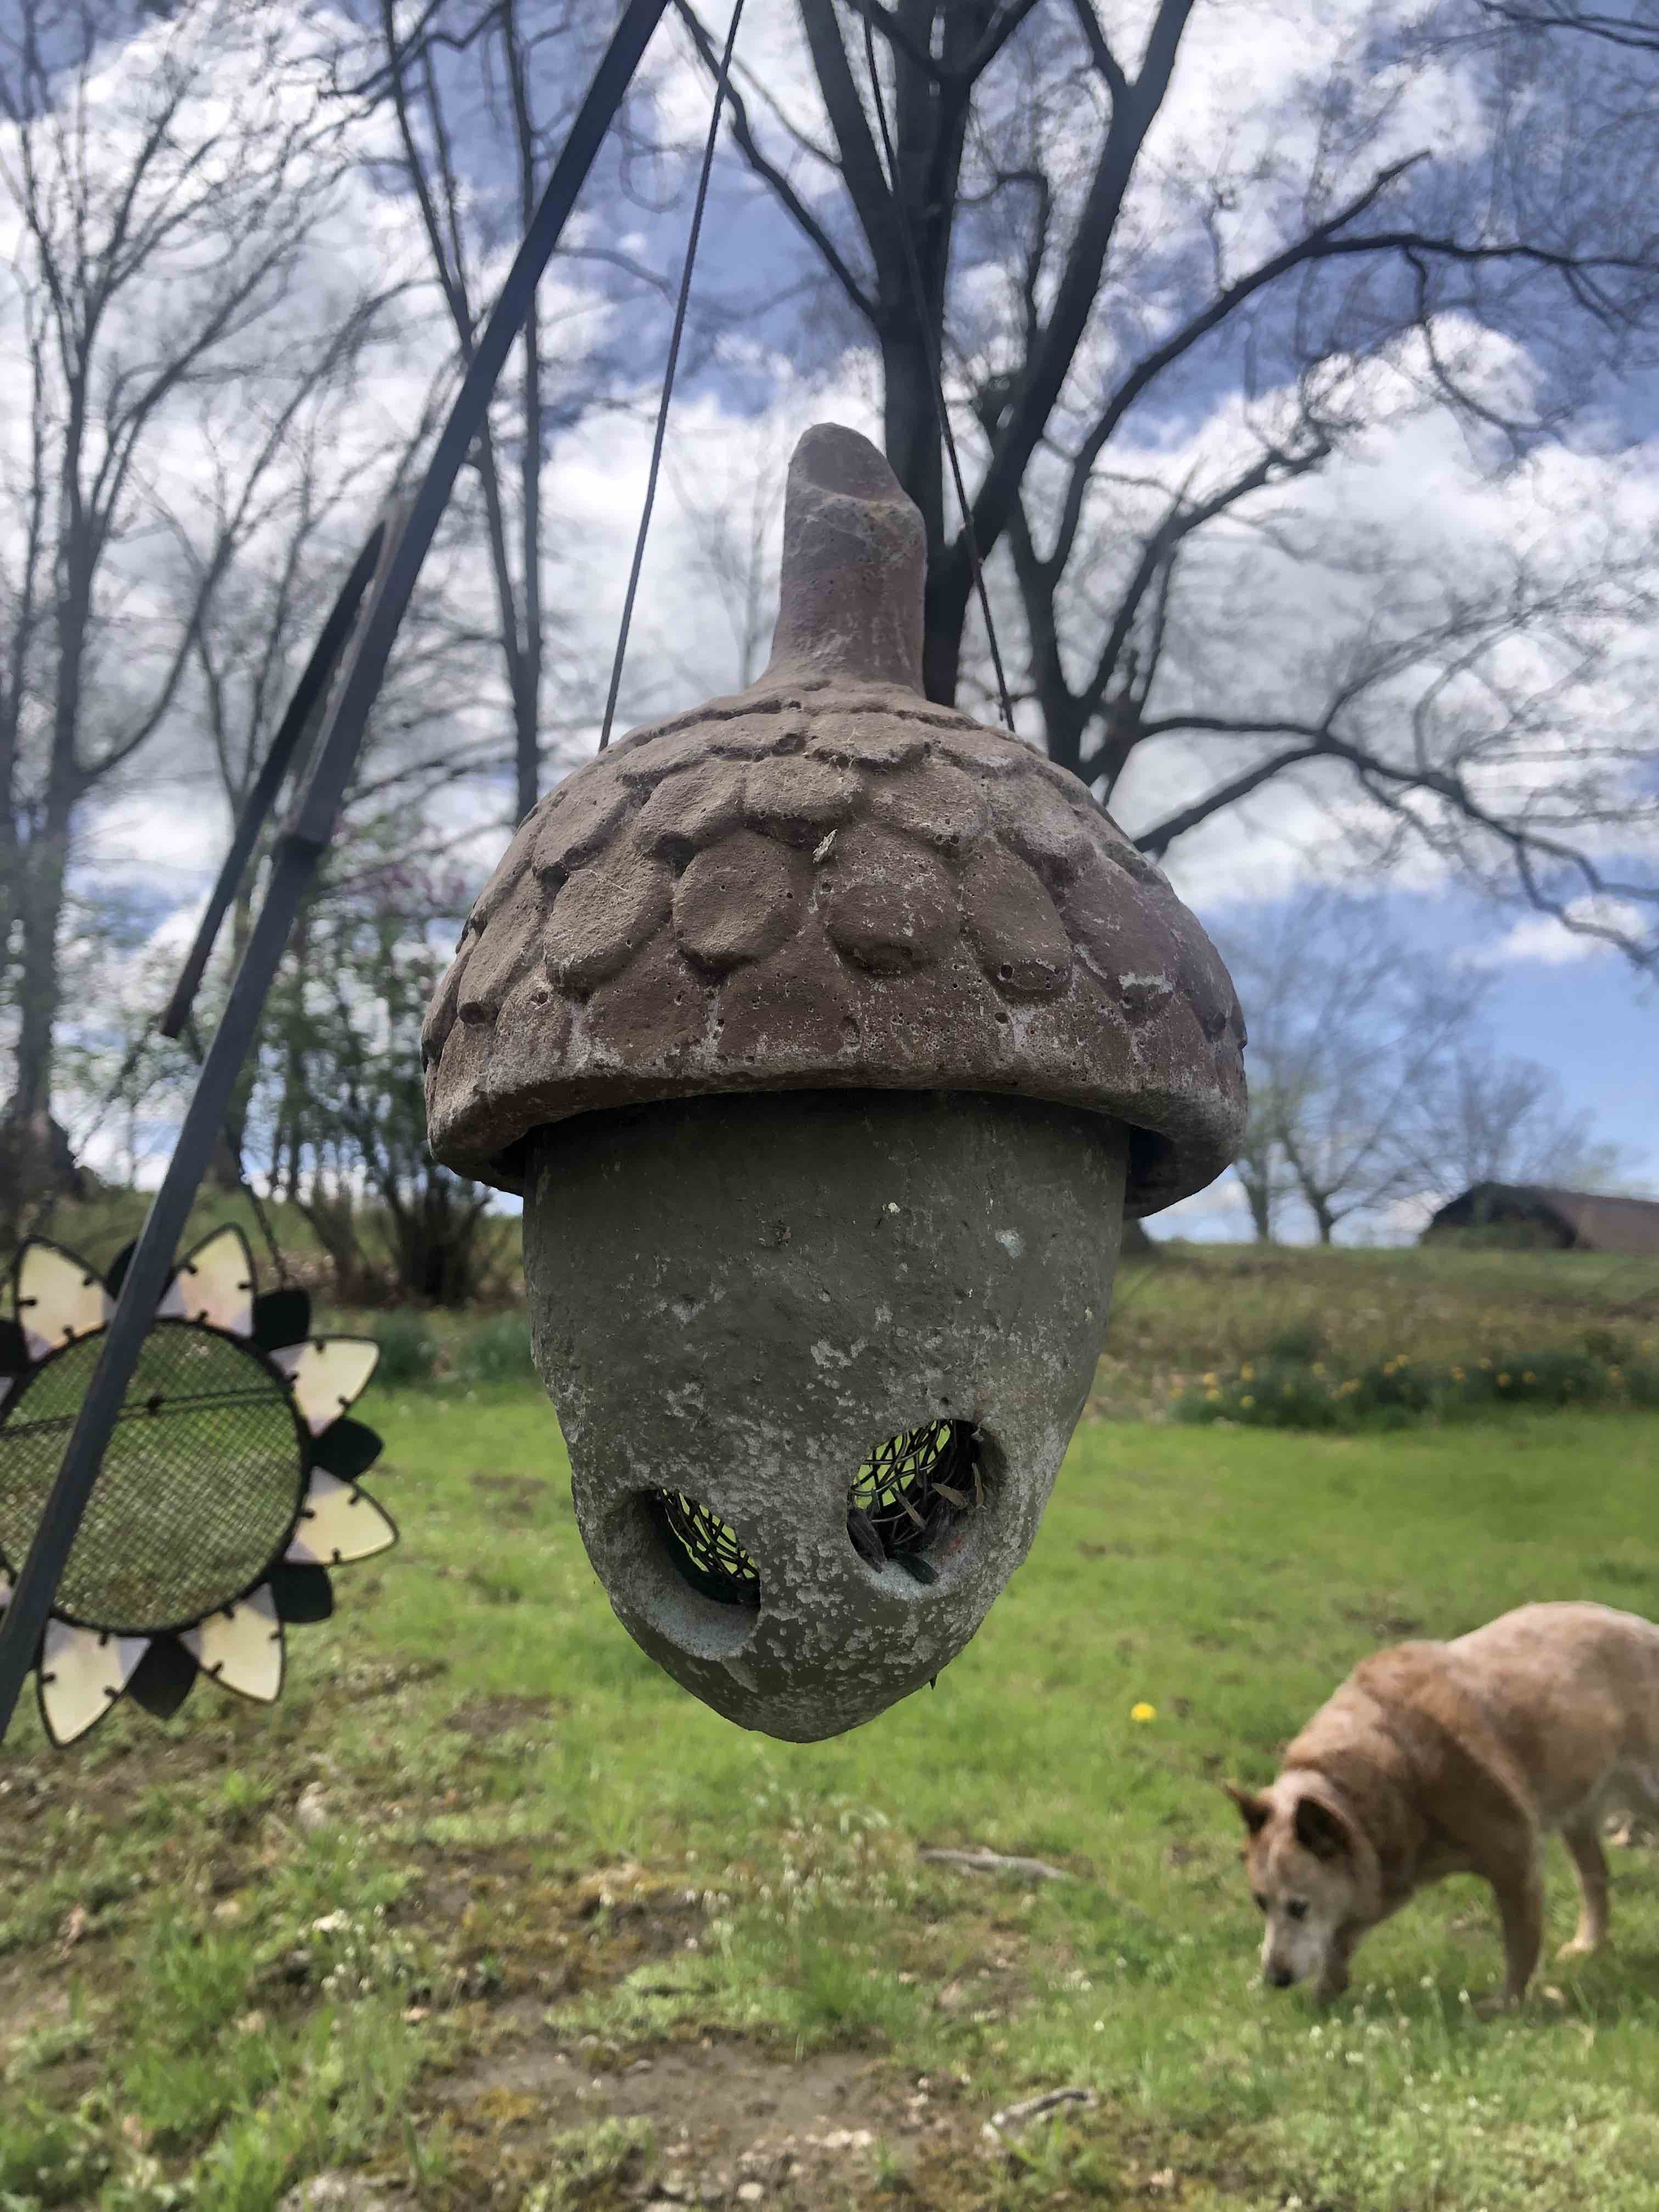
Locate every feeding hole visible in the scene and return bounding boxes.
[649,1491,760,1607]
[847,1420,985,1583]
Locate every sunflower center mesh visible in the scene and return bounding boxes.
[651,1492,760,1605]
[849,1420,980,1560]
[0,1323,303,1633]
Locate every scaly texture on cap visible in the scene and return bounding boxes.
[422,424,1246,1216]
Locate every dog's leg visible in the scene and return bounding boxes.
[1314,1925,1360,2006]
[1486,1844,1545,2007]
[1558,1816,1610,1957]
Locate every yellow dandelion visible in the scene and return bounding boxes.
[1130,1702,1156,1724]
[1240,1363,1254,1382]
[1451,1366,1465,1383]
[1522,1371,1537,1385]
[1206,1388,1222,1402]
[1497,1373,1511,1387]
[1202,1372,1217,1387]
[1479,1357,1493,1369]
[1240,1394,1255,1409]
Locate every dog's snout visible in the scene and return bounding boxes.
[1266,1963,1295,1989]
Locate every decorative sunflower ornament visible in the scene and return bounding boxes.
[0,1229,392,1747]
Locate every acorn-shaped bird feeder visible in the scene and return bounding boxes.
[422,426,1246,1741]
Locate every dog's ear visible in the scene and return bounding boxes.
[1293,1795,1351,1861]
[1224,1782,1271,1836]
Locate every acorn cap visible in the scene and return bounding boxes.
[422,425,1246,1216]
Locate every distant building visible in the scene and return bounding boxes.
[1423,1183,1659,1257]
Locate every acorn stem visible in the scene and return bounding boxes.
[761,424,927,694]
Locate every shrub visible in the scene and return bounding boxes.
[1345,1356,1438,1422]
[1584,1326,1637,1365]
[1264,1320,1328,1365]
[371,1311,439,1385]
[1472,1349,1609,1410]
[1178,1357,1346,1432]
[461,1312,534,1383]
[1176,1343,1650,1432]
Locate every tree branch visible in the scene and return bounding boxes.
[674,1,879,323]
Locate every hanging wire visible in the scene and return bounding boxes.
[856,2,1015,733]
[599,0,748,750]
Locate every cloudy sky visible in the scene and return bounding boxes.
[28,0,1657,1233]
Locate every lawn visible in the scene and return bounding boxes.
[5,1370,1659,2209]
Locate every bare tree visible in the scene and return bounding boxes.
[251,826,497,1306]
[661,426,791,692]
[1215,891,1472,1243]
[1229,1075,1297,1244]
[158,358,482,1193]
[1402,1041,1624,1205]
[340,0,636,828]
[0,0,409,1215]
[1479,2,1659,50]
[672,1,1659,969]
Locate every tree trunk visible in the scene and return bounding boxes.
[11,802,71,1132]
[1235,1167,1275,1241]
[0,1108,84,1242]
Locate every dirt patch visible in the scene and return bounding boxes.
[467,1472,554,1522]
[432,2030,958,2204]
[1339,1606,1424,1639]
[0,1956,71,2048]
[443,1692,556,1741]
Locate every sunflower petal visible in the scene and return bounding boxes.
[156,1226,256,1336]
[250,1289,311,1354]
[285,1473,397,1565]
[15,1243,111,1359]
[183,1587,283,1702]
[268,1562,335,1624]
[270,1340,380,1435]
[104,1240,137,1298]
[309,1418,383,1482]
[126,1637,199,1720]
[38,1622,148,1746]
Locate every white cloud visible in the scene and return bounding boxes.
[1466,896,1652,968]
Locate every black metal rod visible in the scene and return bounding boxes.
[0,0,672,1743]
[159,525,391,1041]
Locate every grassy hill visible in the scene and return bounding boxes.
[3,1230,1659,2209]
[1096,1238,1659,1421]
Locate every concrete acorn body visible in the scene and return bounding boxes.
[422,425,1247,1741]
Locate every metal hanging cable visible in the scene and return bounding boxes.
[599,0,748,751]
[856,2,1015,733]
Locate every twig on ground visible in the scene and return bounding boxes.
[983,2086,1099,2146]
[919,1845,1071,1881]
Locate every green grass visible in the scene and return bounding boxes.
[4,1365,1659,2207]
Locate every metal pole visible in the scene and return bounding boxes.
[159,527,390,1043]
[0,0,673,1743]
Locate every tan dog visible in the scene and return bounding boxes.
[1228,1602,1659,2006]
